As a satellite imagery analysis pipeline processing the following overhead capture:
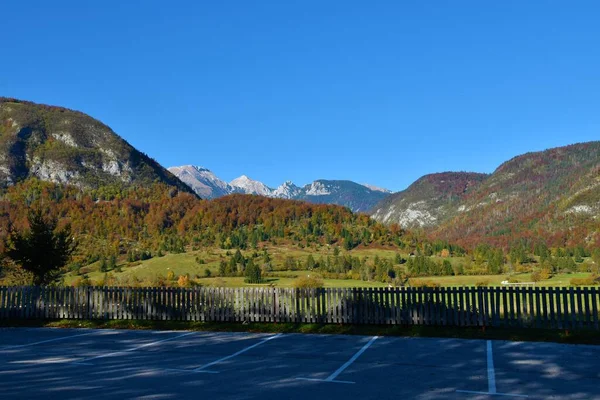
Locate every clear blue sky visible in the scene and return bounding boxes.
[2,1,599,192]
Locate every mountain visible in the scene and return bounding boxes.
[0,97,192,193]
[273,180,302,199]
[371,172,489,227]
[168,165,391,212]
[229,175,273,196]
[362,184,392,193]
[167,165,232,199]
[298,180,390,212]
[372,141,600,248]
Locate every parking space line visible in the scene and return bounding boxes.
[192,333,283,373]
[2,331,98,349]
[296,336,379,384]
[457,340,529,398]
[72,331,196,365]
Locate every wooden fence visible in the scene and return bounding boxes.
[0,286,598,330]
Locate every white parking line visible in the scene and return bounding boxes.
[296,336,379,384]
[2,331,98,349]
[192,333,283,373]
[457,340,529,398]
[160,333,283,374]
[72,331,196,365]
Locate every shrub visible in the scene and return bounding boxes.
[293,274,324,289]
[166,270,175,281]
[177,274,191,287]
[539,268,552,280]
[409,279,440,288]
[204,268,212,277]
[475,279,490,287]
[570,275,599,286]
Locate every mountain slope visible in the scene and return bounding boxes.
[298,180,390,212]
[0,97,192,193]
[372,141,600,248]
[433,141,600,248]
[167,165,232,199]
[371,172,488,227]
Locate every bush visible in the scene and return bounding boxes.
[475,279,490,287]
[167,270,175,281]
[570,275,599,286]
[539,268,552,280]
[204,268,212,277]
[177,274,191,287]
[409,279,440,288]
[293,274,324,289]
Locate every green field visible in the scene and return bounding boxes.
[64,247,403,285]
[407,272,591,287]
[62,247,596,288]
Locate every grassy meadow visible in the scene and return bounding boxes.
[62,245,596,288]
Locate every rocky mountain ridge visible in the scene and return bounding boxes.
[0,97,193,194]
[168,165,391,212]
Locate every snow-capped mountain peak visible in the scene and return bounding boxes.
[305,181,332,196]
[167,165,232,199]
[230,175,273,196]
[273,180,302,199]
[168,165,392,212]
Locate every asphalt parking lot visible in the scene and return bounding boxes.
[0,327,599,399]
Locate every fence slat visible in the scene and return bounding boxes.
[591,287,599,331]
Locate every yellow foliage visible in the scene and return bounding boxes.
[570,275,599,286]
[293,274,324,289]
[177,274,191,287]
[539,268,552,280]
[409,279,440,288]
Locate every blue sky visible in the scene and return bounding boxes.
[2,1,599,192]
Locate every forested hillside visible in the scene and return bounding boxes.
[373,142,600,250]
[0,179,417,270]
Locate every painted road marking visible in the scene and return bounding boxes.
[160,333,283,374]
[192,333,283,373]
[457,340,529,398]
[296,336,379,384]
[2,331,98,349]
[72,331,196,365]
